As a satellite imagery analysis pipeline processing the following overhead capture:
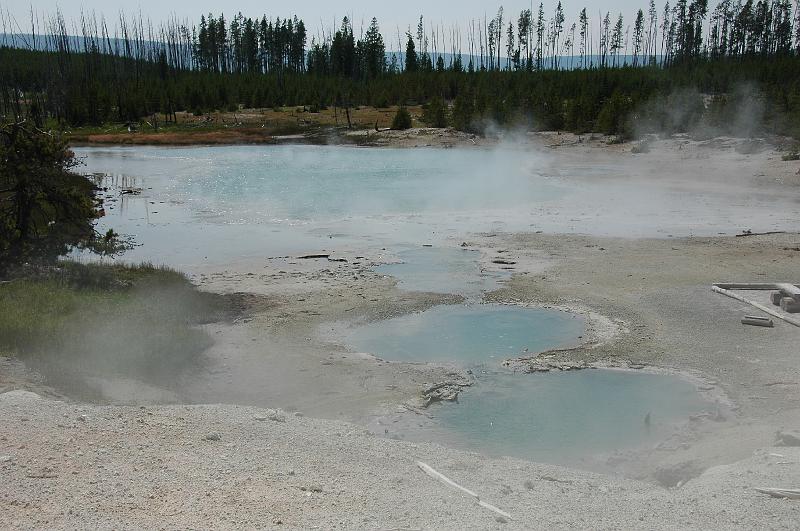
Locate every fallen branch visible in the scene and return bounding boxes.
[416,461,512,521]
[735,231,787,238]
[741,316,774,328]
[754,487,800,500]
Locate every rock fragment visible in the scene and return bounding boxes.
[776,430,800,447]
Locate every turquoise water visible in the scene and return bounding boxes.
[432,369,708,464]
[375,247,510,297]
[75,145,562,268]
[344,304,710,464]
[343,304,584,365]
[75,144,799,268]
[75,145,715,463]
[80,145,555,218]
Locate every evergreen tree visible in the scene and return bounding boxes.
[611,14,625,66]
[518,9,532,71]
[634,10,645,66]
[422,96,448,127]
[4,3,800,142]
[391,106,412,129]
[0,123,113,268]
[362,18,386,79]
[600,12,611,67]
[404,33,418,72]
[646,0,658,62]
[536,3,545,69]
[552,2,566,69]
[579,8,589,69]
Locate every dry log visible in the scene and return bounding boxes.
[755,487,800,500]
[741,316,774,328]
[735,231,787,237]
[713,283,784,290]
[416,461,512,520]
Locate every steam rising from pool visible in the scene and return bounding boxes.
[74,143,732,466]
[76,142,796,272]
[77,144,563,268]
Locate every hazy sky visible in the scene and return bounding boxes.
[3,0,657,41]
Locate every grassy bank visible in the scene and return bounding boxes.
[0,261,227,388]
[64,105,425,145]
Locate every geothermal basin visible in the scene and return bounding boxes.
[67,142,786,469]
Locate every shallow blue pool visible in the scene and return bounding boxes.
[344,303,711,464]
[432,369,709,464]
[343,304,584,365]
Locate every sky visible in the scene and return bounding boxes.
[2,0,658,43]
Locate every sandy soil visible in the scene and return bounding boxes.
[2,390,799,530]
[3,131,800,528]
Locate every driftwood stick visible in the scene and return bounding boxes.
[754,487,800,500]
[416,461,512,520]
[735,231,787,238]
[713,283,781,290]
[417,461,479,499]
[741,316,774,328]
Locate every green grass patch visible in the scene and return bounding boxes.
[0,261,226,385]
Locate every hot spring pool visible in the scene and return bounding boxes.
[342,304,711,464]
[430,369,710,464]
[343,304,584,365]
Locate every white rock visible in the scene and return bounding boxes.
[0,390,42,401]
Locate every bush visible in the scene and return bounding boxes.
[391,106,413,130]
[372,92,390,109]
[596,92,635,137]
[451,92,476,132]
[422,97,448,128]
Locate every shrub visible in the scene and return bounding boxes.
[451,92,477,132]
[596,92,635,137]
[391,106,413,130]
[422,97,448,128]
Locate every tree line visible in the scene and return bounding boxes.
[195,13,307,74]
[1,1,800,137]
